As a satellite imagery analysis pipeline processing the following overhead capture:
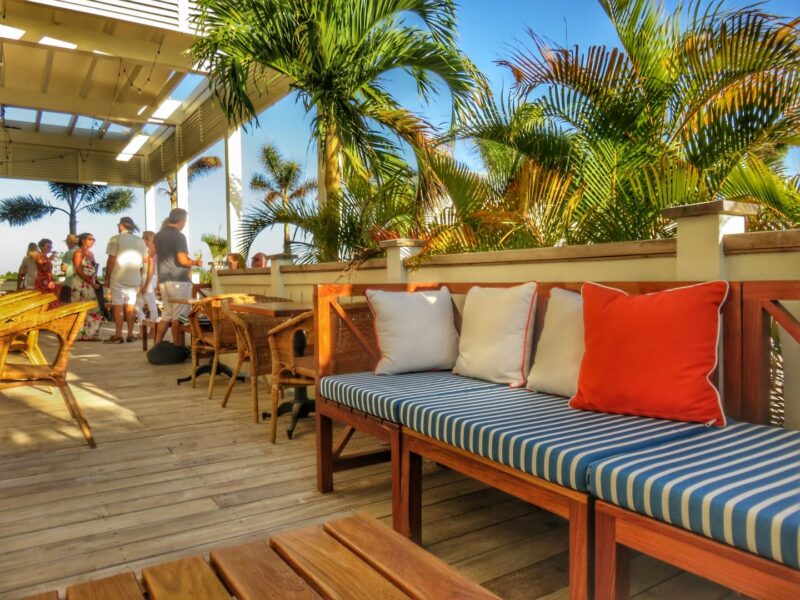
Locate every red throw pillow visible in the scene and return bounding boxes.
[570,282,729,426]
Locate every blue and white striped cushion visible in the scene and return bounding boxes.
[319,371,500,422]
[588,422,800,569]
[397,386,705,491]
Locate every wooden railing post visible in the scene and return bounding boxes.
[380,239,424,283]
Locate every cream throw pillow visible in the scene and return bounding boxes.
[453,283,537,385]
[366,288,459,375]
[527,287,584,397]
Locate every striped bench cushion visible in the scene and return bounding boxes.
[319,371,499,422]
[397,385,705,491]
[588,422,800,569]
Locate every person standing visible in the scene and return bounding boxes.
[71,233,103,341]
[34,238,61,306]
[135,230,159,324]
[59,234,79,303]
[154,208,202,344]
[104,217,148,344]
[16,243,39,291]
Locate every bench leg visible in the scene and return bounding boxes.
[569,499,593,600]
[398,440,422,544]
[595,505,629,600]
[141,324,148,351]
[316,409,333,493]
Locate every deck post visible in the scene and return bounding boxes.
[225,126,244,254]
[176,161,190,240]
[662,200,759,280]
[144,186,157,232]
[380,238,425,283]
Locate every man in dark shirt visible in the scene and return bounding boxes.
[154,208,202,343]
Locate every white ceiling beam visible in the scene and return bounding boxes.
[0,85,181,125]
[5,127,129,153]
[1,14,195,73]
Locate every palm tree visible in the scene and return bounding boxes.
[201,232,229,263]
[481,0,800,243]
[193,0,480,211]
[240,169,419,263]
[160,156,223,209]
[0,182,134,235]
[248,143,316,255]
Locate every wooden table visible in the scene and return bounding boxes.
[229,301,311,318]
[24,514,497,600]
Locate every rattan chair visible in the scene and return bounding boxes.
[266,311,316,443]
[0,290,39,307]
[188,294,287,399]
[2,292,58,368]
[219,299,288,422]
[0,301,97,447]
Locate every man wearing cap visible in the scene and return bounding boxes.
[105,216,148,343]
[59,234,79,303]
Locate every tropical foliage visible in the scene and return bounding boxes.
[193,0,480,220]
[425,0,800,252]
[240,170,419,263]
[201,232,229,263]
[0,182,134,235]
[247,143,316,255]
[160,156,223,209]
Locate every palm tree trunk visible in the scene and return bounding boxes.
[282,193,291,255]
[323,117,342,202]
[69,212,77,235]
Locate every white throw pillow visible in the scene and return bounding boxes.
[527,287,584,397]
[453,283,537,385]
[366,288,459,375]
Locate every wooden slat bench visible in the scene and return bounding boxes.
[22,514,495,600]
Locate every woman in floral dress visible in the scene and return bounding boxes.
[71,233,103,341]
[34,238,61,307]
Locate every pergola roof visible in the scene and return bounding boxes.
[0,0,290,187]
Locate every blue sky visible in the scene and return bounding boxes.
[1,0,797,273]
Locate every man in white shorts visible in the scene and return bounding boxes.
[154,208,203,344]
[105,217,148,343]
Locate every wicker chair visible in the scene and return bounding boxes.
[0,289,40,307]
[188,294,288,399]
[266,311,316,443]
[219,300,288,422]
[2,292,58,368]
[0,301,97,447]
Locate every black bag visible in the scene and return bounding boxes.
[147,341,190,365]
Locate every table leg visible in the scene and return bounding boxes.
[177,355,244,385]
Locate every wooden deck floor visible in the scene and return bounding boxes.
[0,331,735,599]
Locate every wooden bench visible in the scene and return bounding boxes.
[313,281,772,600]
[22,514,495,600]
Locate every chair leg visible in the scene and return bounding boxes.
[190,345,198,388]
[269,384,280,443]
[221,356,245,408]
[249,373,260,423]
[57,380,96,448]
[207,352,220,399]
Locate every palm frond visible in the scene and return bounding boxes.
[0,195,60,226]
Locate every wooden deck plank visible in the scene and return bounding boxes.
[66,572,144,600]
[210,539,321,600]
[142,556,230,600]
[325,514,499,599]
[270,525,408,599]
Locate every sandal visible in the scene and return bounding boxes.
[103,336,125,344]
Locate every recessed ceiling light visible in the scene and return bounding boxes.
[92,181,108,185]
[0,25,25,40]
[137,105,148,116]
[39,36,77,50]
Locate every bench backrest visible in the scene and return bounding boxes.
[315,280,799,425]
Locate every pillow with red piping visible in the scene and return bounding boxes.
[570,281,729,426]
[453,283,537,385]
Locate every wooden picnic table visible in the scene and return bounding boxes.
[24,514,496,600]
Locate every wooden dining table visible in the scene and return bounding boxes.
[230,301,315,439]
